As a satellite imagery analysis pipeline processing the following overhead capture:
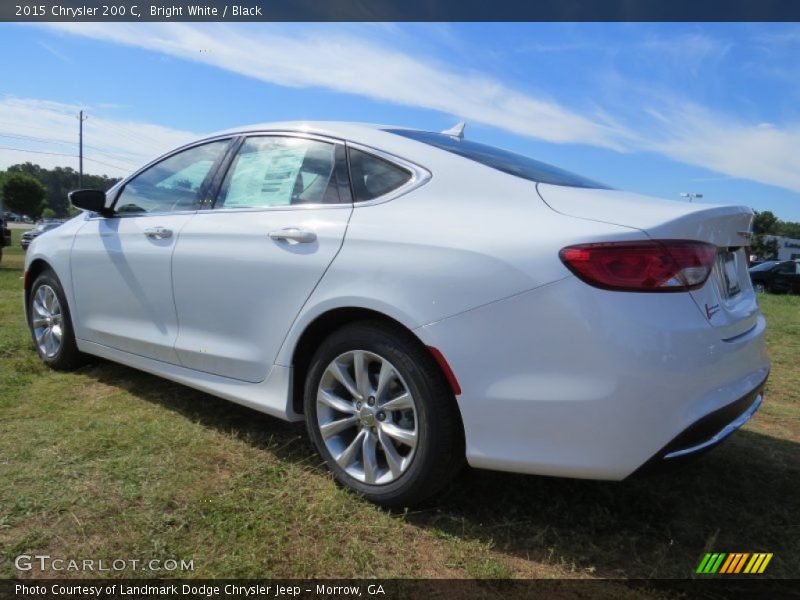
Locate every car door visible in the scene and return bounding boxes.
[770,262,797,293]
[70,139,232,363]
[171,134,352,382]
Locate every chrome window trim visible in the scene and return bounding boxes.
[345,141,432,207]
[97,129,431,218]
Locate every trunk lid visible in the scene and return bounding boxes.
[538,183,759,339]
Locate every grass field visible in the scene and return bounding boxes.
[1,227,798,581]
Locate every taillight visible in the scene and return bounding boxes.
[559,240,716,292]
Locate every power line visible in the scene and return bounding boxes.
[0,130,106,152]
[0,145,133,173]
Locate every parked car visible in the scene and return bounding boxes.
[749,260,800,294]
[20,221,63,250]
[23,122,769,506]
[0,215,11,262]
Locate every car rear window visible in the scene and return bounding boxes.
[385,129,609,189]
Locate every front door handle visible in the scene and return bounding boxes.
[144,226,173,240]
[268,228,317,244]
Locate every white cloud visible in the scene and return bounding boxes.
[645,103,800,192]
[0,96,198,176]
[14,23,800,198]
[43,23,632,151]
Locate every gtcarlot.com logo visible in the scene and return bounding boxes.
[696,552,773,574]
[15,554,194,573]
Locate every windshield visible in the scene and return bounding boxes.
[749,261,779,272]
[385,129,610,189]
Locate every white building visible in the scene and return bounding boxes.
[764,235,800,261]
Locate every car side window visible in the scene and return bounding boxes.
[114,140,230,214]
[215,137,341,208]
[347,148,412,202]
[776,263,796,274]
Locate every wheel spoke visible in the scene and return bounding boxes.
[33,300,48,318]
[374,361,396,403]
[335,429,365,468]
[44,329,56,356]
[379,422,417,448]
[378,427,404,478]
[353,351,371,398]
[318,388,356,414]
[45,287,55,312]
[51,326,62,342]
[320,415,359,440]
[362,431,378,484]
[381,392,413,412]
[32,317,48,328]
[36,329,47,347]
[328,362,361,401]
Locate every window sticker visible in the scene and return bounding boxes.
[225,146,308,207]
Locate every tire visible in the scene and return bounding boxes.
[753,282,765,293]
[304,321,464,507]
[27,269,84,370]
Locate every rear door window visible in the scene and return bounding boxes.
[216,136,344,208]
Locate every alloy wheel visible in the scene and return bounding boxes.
[31,284,63,358]
[316,350,418,485]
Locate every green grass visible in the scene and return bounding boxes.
[0,227,798,581]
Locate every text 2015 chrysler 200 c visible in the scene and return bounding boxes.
[24,122,769,506]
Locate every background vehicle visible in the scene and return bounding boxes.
[0,215,11,262]
[749,260,800,294]
[20,221,63,250]
[23,122,769,506]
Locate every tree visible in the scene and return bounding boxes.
[1,173,46,219]
[750,210,780,261]
[751,236,779,261]
[41,207,56,219]
[752,210,778,235]
[5,162,120,217]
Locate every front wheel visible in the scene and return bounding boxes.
[27,270,84,370]
[304,321,464,507]
[753,282,766,293]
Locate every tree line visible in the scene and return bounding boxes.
[751,210,800,260]
[0,162,120,219]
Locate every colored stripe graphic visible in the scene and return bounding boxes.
[700,552,773,574]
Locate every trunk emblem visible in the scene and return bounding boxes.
[705,303,721,320]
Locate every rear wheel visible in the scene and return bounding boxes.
[27,270,84,370]
[304,321,463,507]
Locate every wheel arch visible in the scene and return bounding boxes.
[288,306,462,418]
[24,258,55,315]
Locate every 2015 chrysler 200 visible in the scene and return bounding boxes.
[24,122,769,506]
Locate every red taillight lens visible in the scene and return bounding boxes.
[559,240,717,292]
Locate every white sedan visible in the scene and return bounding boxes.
[24,122,769,506]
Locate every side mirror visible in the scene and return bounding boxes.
[68,189,113,217]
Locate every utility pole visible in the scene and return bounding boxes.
[77,110,88,188]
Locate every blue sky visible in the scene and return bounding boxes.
[2,22,800,220]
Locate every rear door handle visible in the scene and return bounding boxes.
[144,226,173,240]
[268,228,317,244]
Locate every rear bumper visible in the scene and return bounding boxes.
[629,376,766,477]
[416,276,770,480]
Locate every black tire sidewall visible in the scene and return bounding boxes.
[28,270,80,369]
[304,322,459,506]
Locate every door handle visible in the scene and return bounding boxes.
[144,226,173,240]
[268,228,317,244]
